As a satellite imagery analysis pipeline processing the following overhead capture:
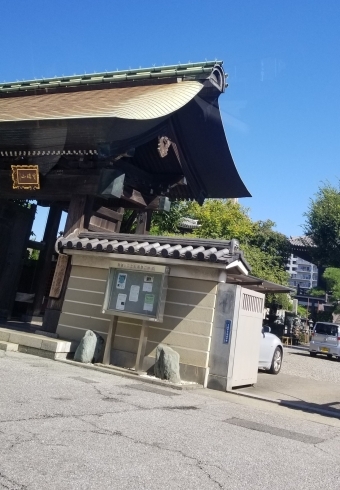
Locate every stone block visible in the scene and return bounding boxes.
[17,345,56,359]
[0,329,11,342]
[40,339,75,353]
[41,339,60,352]
[35,330,59,339]
[0,341,18,352]
[154,344,181,384]
[9,332,43,349]
[74,330,104,364]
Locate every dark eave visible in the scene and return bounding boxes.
[226,274,293,294]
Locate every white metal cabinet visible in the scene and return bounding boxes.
[228,288,264,388]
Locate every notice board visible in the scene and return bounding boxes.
[102,261,169,322]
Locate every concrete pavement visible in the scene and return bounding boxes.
[1,350,340,489]
[234,371,340,417]
[234,347,340,418]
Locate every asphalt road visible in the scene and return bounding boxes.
[1,350,340,490]
[281,346,340,384]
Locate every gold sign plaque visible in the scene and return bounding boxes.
[11,165,40,190]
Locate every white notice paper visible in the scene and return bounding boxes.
[129,285,140,302]
[116,293,127,310]
[142,282,153,293]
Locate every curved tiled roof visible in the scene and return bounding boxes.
[57,231,247,266]
[56,231,293,293]
[289,236,315,248]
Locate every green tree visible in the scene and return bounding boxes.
[241,243,290,309]
[307,287,326,297]
[150,200,290,299]
[150,201,190,235]
[246,220,290,269]
[297,305,308,317]
[323,267,340,300]
[187,199,254,241]
[304,181,340,267]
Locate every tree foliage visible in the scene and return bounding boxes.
[297,305,308,317]
[150,199,290,299]
[246,220,290,269]
[150,201,189,235]
[307,287,326,297]
[304,181,340,267]
[323,267,340,300]
[186,199,254,241]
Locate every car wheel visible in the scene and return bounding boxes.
[269,347,282,375]
[310,352,317,357]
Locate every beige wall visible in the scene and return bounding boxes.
[57,262,217,384]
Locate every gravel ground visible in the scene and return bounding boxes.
[281,347,340,384]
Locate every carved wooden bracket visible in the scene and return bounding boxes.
[157,136,172,158]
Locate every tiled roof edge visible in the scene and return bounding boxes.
[289,235,315,248]
[57,232,248,267]
[0,61,222,94]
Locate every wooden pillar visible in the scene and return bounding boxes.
[0,201,36,320]
[42,195,92,333]
[135,320,149,372]
[135,210,152,235]
[102,316,118,365]
[30,204,62,317]
[64,195,93,236]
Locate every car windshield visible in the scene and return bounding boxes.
[314,323,338,336]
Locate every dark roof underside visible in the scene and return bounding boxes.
[0,61,250,200]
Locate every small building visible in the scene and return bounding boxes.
[56,231,290,390]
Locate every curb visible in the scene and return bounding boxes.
[55,358,203,391]
[283,345,309,351]
[230,390,340,419]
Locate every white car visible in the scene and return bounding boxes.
[259,327,283,374]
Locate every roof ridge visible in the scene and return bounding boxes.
[0,60,223,94]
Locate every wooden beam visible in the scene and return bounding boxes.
[0,165,186,202]
[28,240,45,251]
[113,160,185,192]
[64,195,93,236]
[104,195,162,210]
[0,169,100,200]
[88,217,117,233]
[121,188,147,206]
[93,206,123,222]
[88,204,124,233]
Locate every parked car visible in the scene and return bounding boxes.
[259,327,283,374]
[309,322,340,359]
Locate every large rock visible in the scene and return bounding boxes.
[74,330,104,364]
[154,344,181,384]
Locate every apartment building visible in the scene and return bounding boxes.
[286,254,318,291]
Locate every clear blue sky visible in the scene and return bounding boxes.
[2,0,340,240]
